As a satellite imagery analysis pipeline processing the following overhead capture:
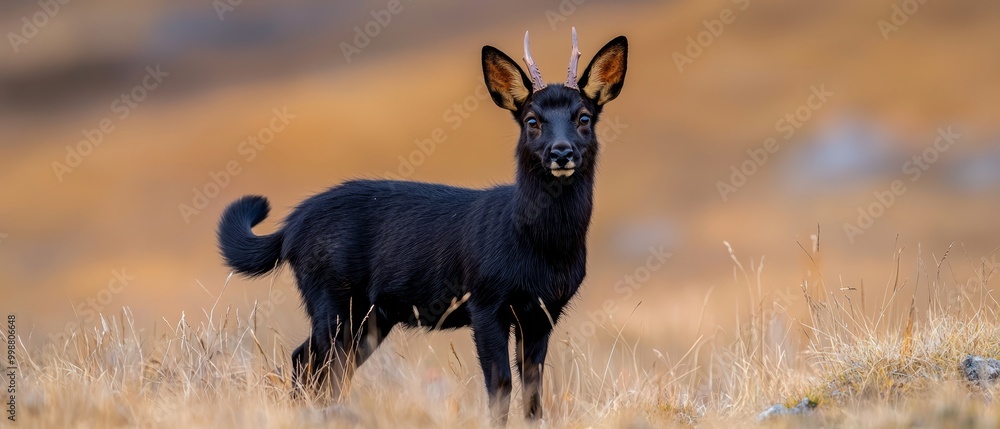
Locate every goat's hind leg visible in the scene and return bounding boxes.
[289,263,358,399]
[291,336,331,394]
[312,314,394,396]
[290,320,356,400]
[348,308,394,369]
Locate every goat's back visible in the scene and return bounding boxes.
[281,179,523,326]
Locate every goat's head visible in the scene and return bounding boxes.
[482,29,628,179]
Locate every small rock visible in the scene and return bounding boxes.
[756,397,816,421]
[962,355,1000,385]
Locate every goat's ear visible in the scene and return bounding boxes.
[482,46,532,112]
[578,36,628,106]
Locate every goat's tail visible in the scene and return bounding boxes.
[217,195,284,277]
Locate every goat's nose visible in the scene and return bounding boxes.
[549,142,574,166]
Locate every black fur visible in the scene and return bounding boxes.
[218,195,283,277]
[217,34,627,424]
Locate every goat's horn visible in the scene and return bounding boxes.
[523,31,546,92]
[565,27,581,90]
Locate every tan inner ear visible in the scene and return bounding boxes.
[487,60,530,110]
[582,45,625,103]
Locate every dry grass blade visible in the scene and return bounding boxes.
[14,243,1000,428]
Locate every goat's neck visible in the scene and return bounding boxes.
[512,167,594,251]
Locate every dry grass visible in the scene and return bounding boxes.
[16,240,1000,428]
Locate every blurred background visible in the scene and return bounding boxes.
[1,0,998,368]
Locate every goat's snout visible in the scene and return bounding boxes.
[548,142,575,168]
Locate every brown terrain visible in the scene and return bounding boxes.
[2,0,1000,426]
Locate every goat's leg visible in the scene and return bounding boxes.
[290,338,315,395]
[291,311,354,400]
[349,309,394,369]
[515,327,550,420]
[471,310,513,425]
[291,266,356,398]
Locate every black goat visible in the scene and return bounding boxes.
[217,28,627,424]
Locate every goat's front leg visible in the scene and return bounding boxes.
[471,309,513,425]
[515,326,550,420]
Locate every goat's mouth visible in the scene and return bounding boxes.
[548,160,577,177]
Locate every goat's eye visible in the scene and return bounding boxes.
[526,117,538,128]
[579,114,591,126]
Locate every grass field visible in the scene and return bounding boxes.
[16,240,1000,428]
